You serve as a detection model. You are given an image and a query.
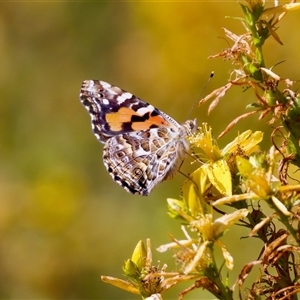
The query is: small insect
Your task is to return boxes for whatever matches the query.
[79,80,197,196]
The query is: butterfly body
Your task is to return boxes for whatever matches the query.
[80,80,196,196]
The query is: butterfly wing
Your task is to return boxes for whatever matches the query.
[79,79,193,196]
[103,127,185,196]
[79,80,179,143]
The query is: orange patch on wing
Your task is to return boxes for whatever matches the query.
[148,115,169,126]
[108,123,123,131]
[105,107,136,131]
[106,107,137,123]
[131,115,169,130]
[131,122,152,130]
[105,107,169,131]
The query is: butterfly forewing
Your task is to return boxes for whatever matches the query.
[80,80,179,143]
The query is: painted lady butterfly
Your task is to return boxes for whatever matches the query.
[79,80,197,196]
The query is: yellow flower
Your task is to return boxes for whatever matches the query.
[160,207,249,273]
[188,124,263,199]
[101,239,185,298]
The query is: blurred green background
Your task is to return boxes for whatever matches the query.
[1,2,299,299]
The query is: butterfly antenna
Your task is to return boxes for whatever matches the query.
[186,71,214,120]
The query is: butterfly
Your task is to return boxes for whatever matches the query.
[79,80,197,196]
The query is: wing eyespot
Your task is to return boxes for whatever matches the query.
[114,151,126,159]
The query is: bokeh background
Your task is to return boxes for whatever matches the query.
[1,2,300,299]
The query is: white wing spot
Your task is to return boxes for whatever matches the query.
[117,92,133,103]
[136,105,156,115]
[100,81,112,89]
[86,81,98,94]
[102,99,109,105]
